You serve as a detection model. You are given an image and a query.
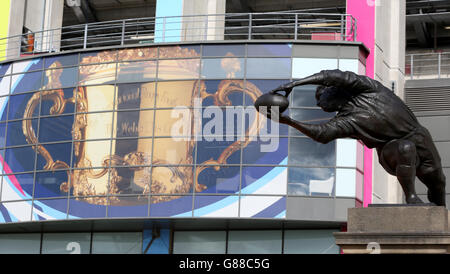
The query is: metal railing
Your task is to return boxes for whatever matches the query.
[406,52,450,79]
[0,12,356,61]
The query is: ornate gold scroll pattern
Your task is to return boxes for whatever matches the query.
[194,80,265,192]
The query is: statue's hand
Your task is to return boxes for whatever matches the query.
[269,83,293,97]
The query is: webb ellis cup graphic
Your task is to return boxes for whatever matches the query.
[22,47,265,205]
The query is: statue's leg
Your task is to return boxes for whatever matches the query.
[382,140,423,204]
[417,169,446,206]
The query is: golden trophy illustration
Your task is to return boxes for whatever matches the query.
[22,47,265,205]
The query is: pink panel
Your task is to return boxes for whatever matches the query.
[346,0,375,207]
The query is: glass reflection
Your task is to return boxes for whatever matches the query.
[116,82,155,110]
[158,45,200,59]
[289,109,334,136]
[196,166,240,194]
[151,166,194,195]
[196,140,241,165]
[35,142,72,171]
[78,85,116,112]
[1,173,34,201]
[202,80,244,107]
[34,170,69,198]
[109,166,152,195]
[38,115,74,143]
[202,44,245,57]
[0,123,5,148]
[245,80,287,106]
[155,80,199,108]
[42,67,78,89]
[118,47,157,61]
[4,146,36,173]
[7,120,38,147]
[153,138,194,165]
[288,138,336,167]
[246,58,291,79]
[201,58,245,79]
[11,71,43,94]
[247,44,292,57]
[291,85,319,107]
[158,59,200,80]
[115,110,154,138]
[45,54,79,68]
[287,167,335,196]
[41,88,75,115]
[8,92,40,120]
[108,196,149,217]
[292,58,337,79]
[117,61,157,83]
[113,138,152,166]
[72,140,112,168]
[243,137,288,164]
[80,50,117,64]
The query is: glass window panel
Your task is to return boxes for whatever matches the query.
[91,232,142,254]
[35,142,72,171]
[80,50,117,64]
[0,63,11,77]
[228,230,282,254]
[78,64,117,85]
[193,195,239,217]
[40,87,75,115]
[201,58,245,79]
[7,120,37,147]
[339,59,359,73]
[284,230,340,254]
[116,82,156,110]
[196,166,240,194]
[109,166,152,195]
[288,138,336,166]
[0,122,6,148]
[118,47,157,61]
[42,233,91,254]
[292,85,319,107]
[158,45,200,59]
[108,195,149,217]
[150,195,193,216]
[154,109,189,137]
[241,166,287,195]
[246,58,292,79]
[0,233,41,254]
[32,198,68,220]
[78,112,114,140]
[42,67,78,89]
[287,167,335,196]
[8,92,40,120]
[244,79,287,106]
[202,44,245,57]
[34,170,69,199]
[68,197,107,218]
[336,139,357,167]
[155,80,199,108]
[0,76,11,96]
[12,59,42,73]
[201,106,244,137]
[72,140,112,168]
[173,231,226,254]
[157,59,200,80]
[335,168,356,197]
[44,54,79,68]
[117,61,157,83]
[243,137,288,164]
[151,166,194,195]
[11,71,43,93]
[1,173,34,201]
[247,44,292,57]
[115,110,154,138]
[38,115,74,143]
[292,58,338,79]
[289,109,335,136]
[245,107,289,137]
[78,85,116,112]
[196,140,240,165]
[201,80,244,107]
[113,138,152,166]
[4,146,36,173]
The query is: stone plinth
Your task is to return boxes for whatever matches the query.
[334,206,450,254]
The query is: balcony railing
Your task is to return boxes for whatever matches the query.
[0,12,356,61]
[406,52,450,80]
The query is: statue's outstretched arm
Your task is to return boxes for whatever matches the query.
[270,69,379,97]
